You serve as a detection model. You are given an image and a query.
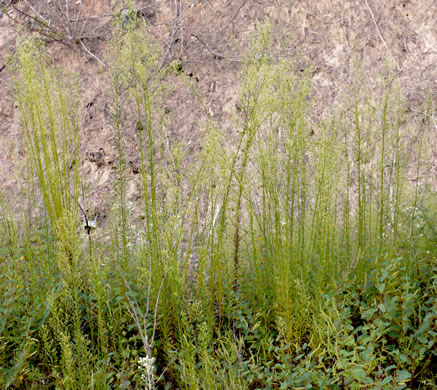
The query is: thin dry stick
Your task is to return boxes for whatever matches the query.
[220,0,247,33]
[159,0,195,69]
[65,0,70,23]
[68,12,117,22]
[23,0,50,25]
[203,0,214,11]
[55,0,74,39]
[151,276,165,346]
[80,39,106,67]
[7,3,65,40]
[75,0,83,34]
[192,33,242,62]
[179,0,196,59]
[364,0,401,71]
[78,0,98,40]
[119,268,166,361]
[177,0,183,59]
[4,0,106,47]
[159,2,180,69]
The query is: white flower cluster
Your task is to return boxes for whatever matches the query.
[138,355,155,390]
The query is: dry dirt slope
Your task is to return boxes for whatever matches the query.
[0,0,436,216]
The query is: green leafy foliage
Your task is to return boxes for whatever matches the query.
[0,16,436,389]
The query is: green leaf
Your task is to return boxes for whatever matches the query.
[294,354,304,361]
[397,370,411,383]
[414,312,432,338]
[381,375,393,385]
[351,367,367,380]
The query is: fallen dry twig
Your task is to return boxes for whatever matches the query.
[192,33,242,63]
[364,0,401,71]
[220,0,247,33]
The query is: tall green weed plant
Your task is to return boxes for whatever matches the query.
[0,18,435,389]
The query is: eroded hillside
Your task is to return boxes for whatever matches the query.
[1,0,436,215]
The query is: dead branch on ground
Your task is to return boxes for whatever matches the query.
[364,0,401,71]
[1,0,111,64]
[192,34,242,63]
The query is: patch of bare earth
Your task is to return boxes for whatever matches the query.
[0,0,435,218]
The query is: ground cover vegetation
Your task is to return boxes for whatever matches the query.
[0,14,436,389]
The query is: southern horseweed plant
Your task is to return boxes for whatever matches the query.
[0,16,435,389]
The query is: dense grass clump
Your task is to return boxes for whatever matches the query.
[0,17,436,389]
